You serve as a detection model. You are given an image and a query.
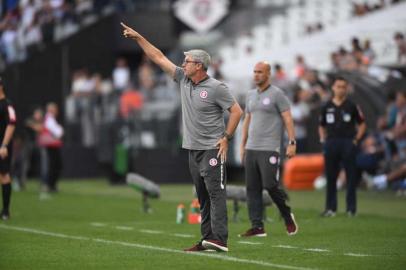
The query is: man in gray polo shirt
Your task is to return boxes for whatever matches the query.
[121,23,243,252]
[239,61,298,237]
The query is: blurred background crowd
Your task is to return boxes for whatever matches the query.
[2,0,406,194]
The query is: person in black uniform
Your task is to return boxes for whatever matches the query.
[0,77,17,220]
[319,77,366,217]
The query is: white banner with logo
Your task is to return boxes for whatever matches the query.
[173,0,230,33]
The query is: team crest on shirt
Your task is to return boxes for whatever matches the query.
[200,90,208,99]
[343,113,351,122]
[209,158,218,166]
[262,97,271,105]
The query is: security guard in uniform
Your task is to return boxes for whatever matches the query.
[319,77,366,217]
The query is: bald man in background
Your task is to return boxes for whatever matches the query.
[239,62,298,237]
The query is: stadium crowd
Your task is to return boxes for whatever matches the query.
[0,0,130,67]
[3,1,405,195]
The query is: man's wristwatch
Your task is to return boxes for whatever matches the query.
[223,132,233,141]
[0,145,7,149]
[288,140,296,146]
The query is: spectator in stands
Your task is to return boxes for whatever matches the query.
[294,55,308,79]
[351,37,362,53]
[24,17,43,55]
[330,52,340,72]
[113,57,130,93]
[37,1,55,44]
[272,63,290,89]
[69,69,95,146]
[356,132,385,179]
[363,39,376,64]
[291,89,310,153]
[75,0,94,22]
[22,107,44,189]
[394,32,406,64]
[369,163,406,190]
[391,89,406,157]
[353,48,370,72]
[337,47,358,71]
[38,102,63,192]
[208,58,224,81]
[137,57,156,100]
[119,86,143,119]
[0,22,20,63]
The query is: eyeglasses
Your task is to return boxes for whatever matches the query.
[183,60,201,65]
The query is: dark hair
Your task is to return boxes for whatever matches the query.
[334,76,348,84]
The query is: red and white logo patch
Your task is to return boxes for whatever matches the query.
[269,156,278,165]
[209,158,218,166]
[200,90,208,99]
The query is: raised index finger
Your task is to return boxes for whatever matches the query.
[120,22,129,29]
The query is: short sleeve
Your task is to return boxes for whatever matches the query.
[319,105,326,126]
[245,92,251,113]
[354,104,365,124]
[6,103,17,125]
[275,90,290,113]
[173,67,185,84]
[215,83,236,110]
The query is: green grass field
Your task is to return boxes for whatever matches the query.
[1,179,405,270]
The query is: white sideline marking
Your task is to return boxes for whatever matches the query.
[238,241,263,245]
[273,245,299,249]
[344,253,372,257]
[0,224,316,270]
[172,233,194,238]
[304,248,330,253]
[115,226,133,231]
[90,222,107,227]
[139,229,163,234]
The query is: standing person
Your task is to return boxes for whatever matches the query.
[239,62,298,237]
[0,77,17,220]
[39,103,64,192]
[121,22,243,252]
[22,107,44,187]
[319,77,366,217]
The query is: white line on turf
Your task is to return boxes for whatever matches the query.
[115,226,134,231]
[273,245,299,249]
[304,248,330,253]
[172,233,194,238]
[139,229,163,234]
[344,253,372,257]
[90,222,107,227]
[238,241,263,245]
[0,224,316,270]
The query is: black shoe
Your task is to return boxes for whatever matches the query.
[321,209,336,217]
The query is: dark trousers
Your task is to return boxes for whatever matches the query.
[189,149,228,244]
[324,138,358,213]
[45,147,62,190]
[245,150,291,228]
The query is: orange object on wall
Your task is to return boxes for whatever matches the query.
[283,154,324,190]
